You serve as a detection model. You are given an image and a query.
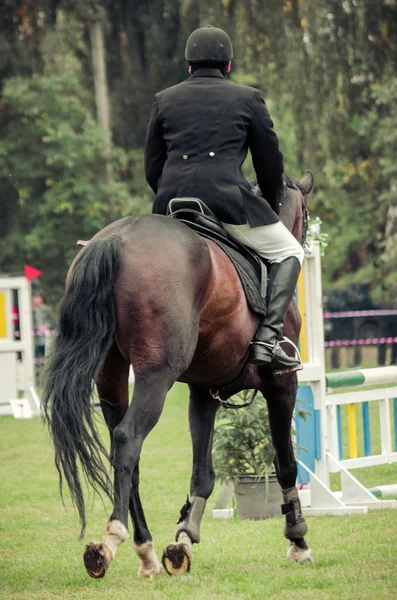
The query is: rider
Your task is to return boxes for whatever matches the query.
[144,25,304,375]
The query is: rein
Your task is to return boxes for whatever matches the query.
[283,173,310,250]
[301,193,309,250]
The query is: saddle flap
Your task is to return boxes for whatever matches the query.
[166,198,267,308]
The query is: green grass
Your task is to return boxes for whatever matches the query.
[1,383,397,599]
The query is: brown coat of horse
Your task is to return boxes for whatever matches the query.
[43,172,314,579]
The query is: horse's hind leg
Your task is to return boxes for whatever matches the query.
[83,344,130,579]
[85,366,173,579]
[261,374,313,564]
[162,385,219,575]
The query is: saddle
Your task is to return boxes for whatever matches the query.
[166,198,267,317]
[77,198,269,318]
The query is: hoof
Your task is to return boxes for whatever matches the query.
[286,542,314,565]
[83,541,113,579]
[162,541,192,576]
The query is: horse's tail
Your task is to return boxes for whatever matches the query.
[42,236,121,537]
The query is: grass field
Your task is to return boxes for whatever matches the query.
[1,382,397,600]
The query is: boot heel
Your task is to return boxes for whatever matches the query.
[248,342,272,366]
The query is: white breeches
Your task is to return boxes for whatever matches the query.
[221,221,304,265]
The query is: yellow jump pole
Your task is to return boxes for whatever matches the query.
[347,403,358,459]
[0,292,7,338]
[297,271,307,363]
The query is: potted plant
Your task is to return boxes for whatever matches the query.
[212,391,282,520]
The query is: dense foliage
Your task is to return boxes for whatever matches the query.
[0,0,396,305]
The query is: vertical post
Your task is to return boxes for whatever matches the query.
[379,392,392,462]
[297,272,307,363]
[327,398,340,466]
[296,269,314,482]
[347,403,358,459]
[393,398,397,452]
[0,288,17,412]
[0,289,13,341]
[337,404,343,459]
[296,385,316,479]
[18,278,35,392]
[303,243,329,485]
[0,292,7,338]
[362,402,371,457]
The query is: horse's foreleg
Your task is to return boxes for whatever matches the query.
[162,385,219,575]
[262,375,313,564]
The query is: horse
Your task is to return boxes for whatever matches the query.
[43,170,314,579]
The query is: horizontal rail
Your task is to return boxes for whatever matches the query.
[339,453,397,470]
[369,484,397,498]
[326,366,397,390]
[326,386,397,406]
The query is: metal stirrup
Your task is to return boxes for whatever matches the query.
[279,336,302,362]
[250,338,301,363]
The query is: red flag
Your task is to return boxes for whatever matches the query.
[24,265,42,281]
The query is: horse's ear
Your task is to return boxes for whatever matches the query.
[300,170,314,195]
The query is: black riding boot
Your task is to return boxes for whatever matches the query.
[249,257,302,375]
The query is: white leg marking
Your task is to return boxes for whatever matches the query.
[176,531,193,560]
[134,541,164,578]
[103,520,129,557]
[286,542,314,565]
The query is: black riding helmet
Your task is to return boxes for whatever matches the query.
[185,25,233,64]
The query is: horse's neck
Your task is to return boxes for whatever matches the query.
[279,188,303,244]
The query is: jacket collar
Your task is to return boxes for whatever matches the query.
[190,68,225,79]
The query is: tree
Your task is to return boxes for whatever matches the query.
[0,15,147,301]
[1,0,397,305]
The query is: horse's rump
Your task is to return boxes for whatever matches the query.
[84,215,255,384]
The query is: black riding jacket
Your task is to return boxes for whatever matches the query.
[144,68,284,227]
